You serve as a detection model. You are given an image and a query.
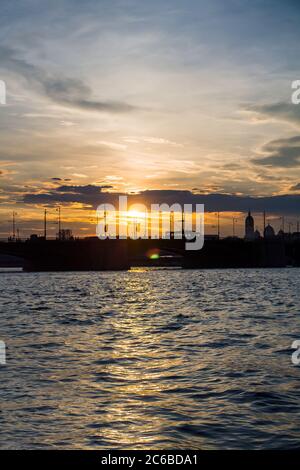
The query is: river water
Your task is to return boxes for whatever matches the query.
[0,268,300,449]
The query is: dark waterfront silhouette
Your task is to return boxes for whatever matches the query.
[1,235,300,271]
[1,212,300,271]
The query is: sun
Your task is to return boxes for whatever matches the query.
[126,209,147,220]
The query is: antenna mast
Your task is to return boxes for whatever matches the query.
[12,211,17,240]
[56,206,61,239]
[44,209,47,239]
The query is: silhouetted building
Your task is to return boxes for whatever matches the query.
[245,211,255,240]
[57,229,73,241]
[264,224,275,239]
[29,234,39,241]
[292,232,300,241]
[254,229,261,240]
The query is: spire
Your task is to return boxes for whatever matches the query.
[245,210,255,240]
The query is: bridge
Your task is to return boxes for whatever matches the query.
[0,235,293,271]
[0,238,129,271]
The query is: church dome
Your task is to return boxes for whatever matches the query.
[277,229,285,239]
[264,224,275,239]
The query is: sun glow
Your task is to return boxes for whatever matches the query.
[126,209,147,220]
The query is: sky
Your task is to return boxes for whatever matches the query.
[1,0,300,237]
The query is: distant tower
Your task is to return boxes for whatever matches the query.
[277,229,285,239]
[245,211,255,240]
[264,224,275,239]
[254,229,261,240]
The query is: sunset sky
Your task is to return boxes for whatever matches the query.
[1,0,300,237]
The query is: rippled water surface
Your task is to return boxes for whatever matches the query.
[0,268,300,449]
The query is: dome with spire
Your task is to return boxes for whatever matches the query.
[246,211,254,224]
[245,211,255,240]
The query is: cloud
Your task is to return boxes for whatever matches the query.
[71,173,88,179]
[60,121,76,127]
[245,102,300,126]
[142,137,183,147]
[55,184,113,193]
[98,141,127,151]
[253,135,300,168]
[290,183,300,191]
[0,167,15,177]
[44,77,138,113]
[23,185,300,215]
[123,136,183,147]
[0,46,138,113]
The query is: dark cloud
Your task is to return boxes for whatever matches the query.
[221,163,242,170]
[55,184,113,193]
[23,185,300,215]
[247,99,300,167]
[23,184,114,206]
[0,46,139,113]
[290,183,300,191]
[253,135,300,167]
[246,102,300,126]
[44,77,138,113]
